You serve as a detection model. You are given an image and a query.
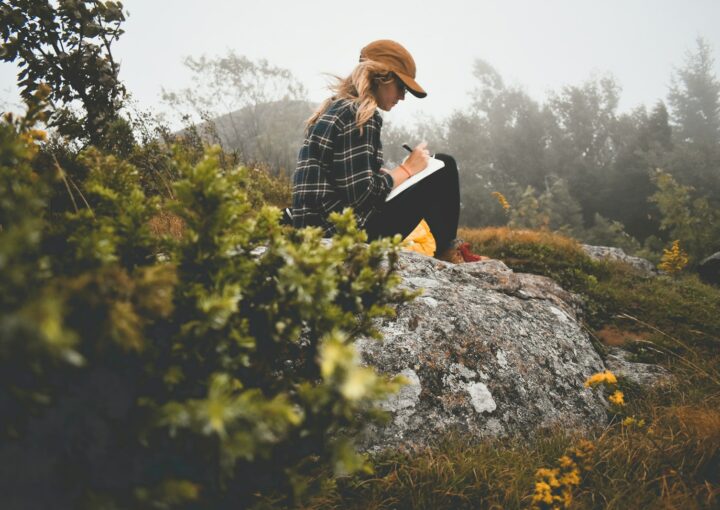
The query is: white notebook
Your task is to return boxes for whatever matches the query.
[385,157,445,201]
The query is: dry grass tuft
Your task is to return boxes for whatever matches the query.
[459,226,583,255]
[595,326,652,347]
[148,210,186,240]
[458,226,602,292]
[665,406,720,449]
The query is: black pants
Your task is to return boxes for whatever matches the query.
[364,153,460,254]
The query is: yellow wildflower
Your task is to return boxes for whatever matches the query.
[622,416,645,428]
[608,390,625,406]
[535,467,560,487]
[570,439,596,472]
[532,481,554,505]
[558,455,574,469]
[531,439,596,509]
[561,488,574,507]
[560,468,581,486]
[584,370,617,388]
[491,191,511,211]
[28,129,47,142]
[658,240,689,273]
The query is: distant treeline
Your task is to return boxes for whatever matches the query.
[381,39,720,261]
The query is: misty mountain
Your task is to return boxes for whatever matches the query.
[202,98,315,176]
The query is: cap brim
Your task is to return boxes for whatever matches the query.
[395,71,427,98]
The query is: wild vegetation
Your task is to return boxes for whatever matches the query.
[301,229,720,509]
[1,1,719,509]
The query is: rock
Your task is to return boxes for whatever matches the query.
[357,251,609,451]
[581,244,657,275]
[603,347,672,387]
[698,252,720,285]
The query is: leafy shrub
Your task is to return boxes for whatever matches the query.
[579,213,642,255]
[658,239,689,273]
[650,170,720,266]
[0,112,409,509]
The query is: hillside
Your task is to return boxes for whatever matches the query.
[301,227,720,509]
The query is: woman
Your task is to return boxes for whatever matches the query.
[291,39,483,262]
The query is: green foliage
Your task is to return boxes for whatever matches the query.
[598,102,669,241]
[587,268,720,345]
[0,0,127,145]
[649,169,720,264]
[579,213,642,255]
[506,179,584,235]
[508,185,543,229]
[0,111,411,508]
[241,164,292,209]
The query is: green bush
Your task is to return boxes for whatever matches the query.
[0,113,409,509]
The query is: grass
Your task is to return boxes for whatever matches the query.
[460,226,720,347]
[291,226,720,509]
[298,382,720,509]
[300,403,719,509]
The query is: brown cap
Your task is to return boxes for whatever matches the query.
[359,39,427,98]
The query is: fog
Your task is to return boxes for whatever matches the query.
[2,0,720,251]
[2,0,720,127]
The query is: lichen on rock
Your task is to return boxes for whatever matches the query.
[357,251,610,451]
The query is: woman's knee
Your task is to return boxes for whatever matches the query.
[434,153,457,172]
[431,153,459,188]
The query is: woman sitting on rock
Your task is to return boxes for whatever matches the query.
[291,39,485,263]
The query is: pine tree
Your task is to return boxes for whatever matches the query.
[668,37,720,147]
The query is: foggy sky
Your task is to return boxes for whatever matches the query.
[2,0,720,128]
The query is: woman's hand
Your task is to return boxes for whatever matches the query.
[387,141,431,189]
[403,141,430,175]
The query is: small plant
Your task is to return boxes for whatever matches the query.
[492,191,511,211]
[531,439,595,510]
[658,239,689,273]
[584,370,626,414]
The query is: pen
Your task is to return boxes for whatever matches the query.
[402,143,434,158]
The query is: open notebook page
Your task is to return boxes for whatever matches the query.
[385,157,445,201]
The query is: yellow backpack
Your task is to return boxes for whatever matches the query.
[402,219,436,256]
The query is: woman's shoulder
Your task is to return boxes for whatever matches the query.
[309,98,381,139]
[309,99,357,135]
[324,98,357,120]
[326,99,382,128]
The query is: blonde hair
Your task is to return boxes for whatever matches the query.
[306,59,394,135]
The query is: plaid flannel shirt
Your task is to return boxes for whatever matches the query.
[291,99,393,235]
